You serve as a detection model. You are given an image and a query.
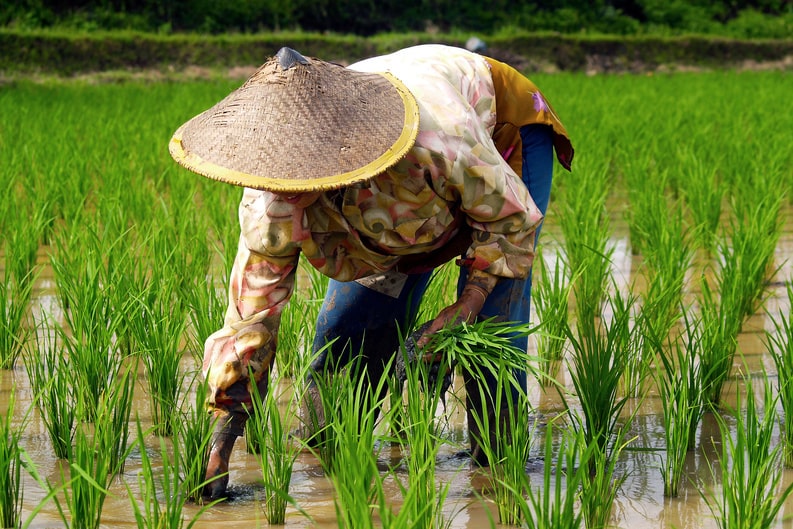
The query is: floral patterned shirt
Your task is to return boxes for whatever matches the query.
[203,44,573,412]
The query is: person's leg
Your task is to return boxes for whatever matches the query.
[301,271,434,436]
[461,124,555,463]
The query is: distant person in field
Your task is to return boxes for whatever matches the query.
[169,44,574,499]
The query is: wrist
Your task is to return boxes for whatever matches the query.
[461,283,489,313]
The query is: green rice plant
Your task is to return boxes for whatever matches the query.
[416,260,458,325]
[247,372,302,524]
[161,201,215,306]
[100,220,148,358]
[183,278,226,364]
[468,366,534,526]
[700,374,793,529]
[4,198,48,284]
[577,424,631,529]
[676,146,724,254]
[607,286,649,400]
[0,264,36,370]
[555,162,613,324]
[50,224,129,422]
[173,374,218,504]
[533,250,572,386]
[720,193,783,322]
[764,282,793,467]
[399,319,537,526]
[0,195,47,370]
[697,273,744,408]
[390,339,452,529]
[23,317,76,460]
[423,318,537,385]
[325,364,387,529]
[276,256,330,377]
[299,342,353,473]
[98,360,137,474]
[652,308,705,496]
[561,286,637,456]
[203,183,243,282]
[0,387,24,529]
[128,279,189,437]
[521,419,587,529]
[634,196,692,346]
[127,419,218,529]
[52,418,118,529]
[621,154,669,257]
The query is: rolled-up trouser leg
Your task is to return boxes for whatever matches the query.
[459,124,554,463]
[302,271,433,436]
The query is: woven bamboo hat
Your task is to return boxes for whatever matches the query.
[169,47,420,192]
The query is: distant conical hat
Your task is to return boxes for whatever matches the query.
[169,47,419,192]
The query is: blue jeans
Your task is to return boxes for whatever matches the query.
[309,125,555,454]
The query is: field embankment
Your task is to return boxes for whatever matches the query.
[2,29,793,80]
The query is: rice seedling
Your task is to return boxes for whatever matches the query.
[697,272,745,408]
[274,257,329,378]
[700,373,793,529]
[27,352,137,527]
[555,161,613,324]
[173,374,218,505]
[533,250,572,385]
[299,341,355,473]
[23,317,76,460]
[3,198,47,283]
[765,283,793,467]
[49,224,129,422]
[98,361,138,474]
[0,387,24,529]
[52,415,120,529]
[183,277,226,364]
[521,419,588,529]
[721,193,783,322]
[561,286,637,455]
[128,278,189,437]
[127,419,219,529]
[621,153,668,257]
[324,363,387,528]
[0,263,36,370]
[633,196,692,357]
[607,286,650,400]
[0,201,47,370]
[415,261,458,325]
[652,308,705,496]
[157,195,215,303]
[394,318,536,526]
[577,424,631,529]
[468,367,534,526]
[247,371,302,524]
[390,336,452,529]
[422,318,536,385]
[676,146,724,254]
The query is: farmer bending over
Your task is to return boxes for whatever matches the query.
[168,44,574,500]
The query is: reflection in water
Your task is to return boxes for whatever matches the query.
[4,219,793,529]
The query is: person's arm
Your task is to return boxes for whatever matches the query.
[203,188,300,414]
[418,120,543,344]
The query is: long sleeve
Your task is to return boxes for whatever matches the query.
[203,188,300,410]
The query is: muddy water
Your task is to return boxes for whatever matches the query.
[4,205,793,529]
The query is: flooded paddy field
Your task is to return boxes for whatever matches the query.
[2,69,793,528]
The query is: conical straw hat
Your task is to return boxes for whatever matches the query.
[169,47,420,192]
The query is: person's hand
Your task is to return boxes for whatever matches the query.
[415,282,490,350]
